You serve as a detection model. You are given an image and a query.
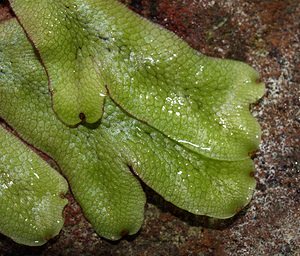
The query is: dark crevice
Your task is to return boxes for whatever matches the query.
[149,0,158,20]
[79,112,86,121]
[126,164,140,178]
[130,0,143,11]
[0,0,15,21]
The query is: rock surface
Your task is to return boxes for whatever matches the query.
[0,0,299,255]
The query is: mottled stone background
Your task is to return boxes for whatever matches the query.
[0,0,299,255]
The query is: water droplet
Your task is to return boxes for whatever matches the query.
[33,173,40,179]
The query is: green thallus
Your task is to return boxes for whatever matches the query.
[0,0,264,245]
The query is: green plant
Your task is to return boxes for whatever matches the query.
[0,0,264,245]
